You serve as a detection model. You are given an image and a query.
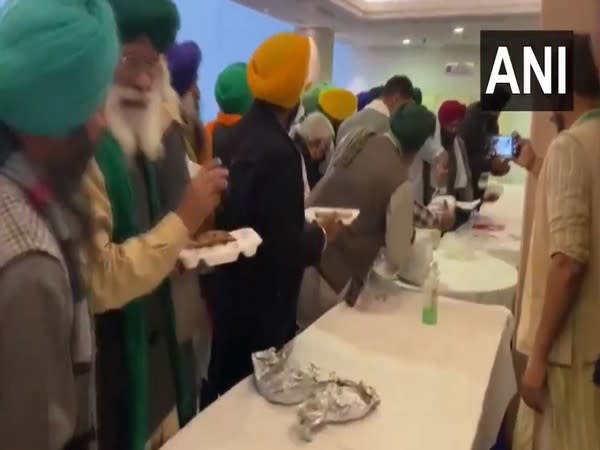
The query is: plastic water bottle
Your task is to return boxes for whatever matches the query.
[422,260,439,325]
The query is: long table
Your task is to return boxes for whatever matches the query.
[452,184,525,268]
[163,292,516,450]
[431,183,525,310]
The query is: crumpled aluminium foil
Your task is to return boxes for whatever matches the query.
[297,378,380,441]
[252,344,320,405]
[252,346,380,441]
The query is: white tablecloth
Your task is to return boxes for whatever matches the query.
[163,293,516,450]
[452,184,525,268]
[426,184,524,310]
[434,248,518,310]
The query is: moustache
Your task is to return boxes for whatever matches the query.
[115,87,156,107]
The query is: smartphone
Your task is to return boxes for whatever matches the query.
[489,134,517,159]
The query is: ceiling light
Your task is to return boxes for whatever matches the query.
[402,39,411,45]
[453,27,464,34]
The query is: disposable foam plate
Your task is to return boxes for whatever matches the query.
[305,207,360,226]
[455,199,482,210]
[394,277,422,291]
[179,228,262,269]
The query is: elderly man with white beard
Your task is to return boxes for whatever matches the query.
[81,1,228,450]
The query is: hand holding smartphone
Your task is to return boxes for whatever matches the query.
[489,134,518,160]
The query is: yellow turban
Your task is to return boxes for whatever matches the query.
[247,33,311,109]
[318,88,358,122]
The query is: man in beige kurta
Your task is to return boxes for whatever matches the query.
[513,34,600,450]
[81,7,228,447]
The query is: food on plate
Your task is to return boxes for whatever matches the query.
[190,230,236,248]
[314,210,354,223]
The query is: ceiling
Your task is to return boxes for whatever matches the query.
[232,0,540,48]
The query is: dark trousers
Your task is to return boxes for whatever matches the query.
[200,333,254,409]
[200,321,298,410]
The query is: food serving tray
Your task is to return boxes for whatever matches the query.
[178,228,262,269]
[305,207,359,226]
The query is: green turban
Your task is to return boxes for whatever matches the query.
[0,0,119,137]
[215,62,253,115]
[413,87,423,105]
[390,103,436,153]
[302,81,333,114]
[108,0,179,52]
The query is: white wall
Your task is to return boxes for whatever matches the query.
[176,0,292,121]
[332,45,532,138]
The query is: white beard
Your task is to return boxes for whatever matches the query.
[105,85,164,162]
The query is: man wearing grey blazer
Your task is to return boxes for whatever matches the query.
[336,75,413,147]
[335,76,453,230]
[298,104,437,328]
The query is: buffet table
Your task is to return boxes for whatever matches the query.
[163,293,516,450]
[450,184,525,268]
[434,247,518,310]
[429,183,524,310]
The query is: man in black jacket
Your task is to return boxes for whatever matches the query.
[459,87,512,199]
[202,33,339,405]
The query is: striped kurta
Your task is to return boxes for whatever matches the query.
[515,112,600,449]
[513,361,600,450]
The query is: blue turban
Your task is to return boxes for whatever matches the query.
[167,41,202,96]
[357,91,376,111]
[357,85,383,111]
[0,0,119,137]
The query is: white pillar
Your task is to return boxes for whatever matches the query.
[296,26,335,83]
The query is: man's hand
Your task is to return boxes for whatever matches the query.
[521,357,548,413]
[490,156,510,176]
[318,217,344,243]
[513,138,535,170]
[176,160,229,235]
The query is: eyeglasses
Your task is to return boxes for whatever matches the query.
[119,54,161,77]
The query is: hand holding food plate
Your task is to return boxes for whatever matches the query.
[179,228,262,269]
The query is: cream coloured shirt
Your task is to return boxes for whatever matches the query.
[517,114,600,365]
[82,161,190,314]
